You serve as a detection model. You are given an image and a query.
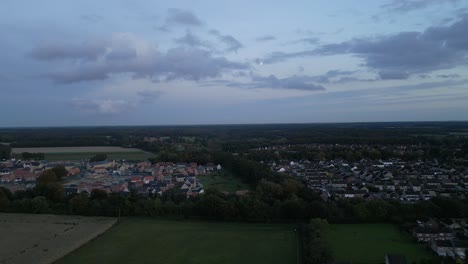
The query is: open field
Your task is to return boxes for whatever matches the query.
[43,152,155,161]
[328,224,437,264]
[11,146,155,161]
[197,170,252,193]
[57,218,297,264]
[11,146,145,153]
[0,213,116,264]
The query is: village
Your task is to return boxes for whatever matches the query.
[0,158,225,198]
[271,158,468,202]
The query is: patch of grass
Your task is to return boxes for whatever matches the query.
[44,152,155,161]
[56,218,297,264]
[197,170,252,193]
[328,224,437,264]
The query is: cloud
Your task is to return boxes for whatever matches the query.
[174,31,211,49]
[215,74,326,91]
[252,75,325,91]
[382,0,461,13]
[29,40,107,61]
[160,8,202,29]
[32,33,248,84]
[293,37,319,45]
[256,35,276,42]
[264,14,468,78]
[262,50,316,64]
[80,14,103,23]
[72,98,134,115]
[437,74,460,78]
[209,30,243,53]
[137,90,163,103]
[378,71,410,80]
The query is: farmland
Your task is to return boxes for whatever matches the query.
[327,224,437,263]
[57,218,298,264]
[197,170,252,193]
[11,146,155,161]
[0,213,116,264]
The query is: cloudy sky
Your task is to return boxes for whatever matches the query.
[1,0,468,127]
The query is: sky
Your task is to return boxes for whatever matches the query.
[1,0,468,127]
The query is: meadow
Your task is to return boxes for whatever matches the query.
[0,213,116,264]
[11,146,155,161]
[196,170,252,193]
[328,224,437,264]
[57,218,298,264]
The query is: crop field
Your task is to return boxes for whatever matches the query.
[11,146,155,161]
[197,170,252,193]
[0,213,116,264]
[57,218,297,264]
[328,224,436,264]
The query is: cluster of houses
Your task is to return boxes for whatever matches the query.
[0,158,223,197]
[270,158,468,202]
[413,218,468,259]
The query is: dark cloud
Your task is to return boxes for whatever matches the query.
[263,50,316,64]
[382,0,461,13]
[165,8,202,27]
[255,35,276,42]
[378,71,410,80]
[174,31,211,49]
[209,30,243,53]
[264,14,468,79]
[80,14,103,23]
[323,70,356,79]
[203,73,326,91]
[34,38,248,84]
[437,73,460,78]
[46,68,110,84]
[29,41,107,61]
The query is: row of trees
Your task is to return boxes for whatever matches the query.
[2,171,468,224]
[0,144,10,159]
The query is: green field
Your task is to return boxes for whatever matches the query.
[197,170,252,193]
[57,218,297,264]
[44,152,155,161]
[328,224,436,264]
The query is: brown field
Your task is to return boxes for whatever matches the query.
[0,213,116,264]
[11,146,144,154]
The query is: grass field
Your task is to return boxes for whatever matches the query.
[57,218,298,264]
[11,146,155,161]
[44,151,155,161]
[328,224,436,264]
[0,213,116,264]
[197,170,252,193]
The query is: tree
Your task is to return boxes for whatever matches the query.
[0,188,11,211]
[37,170,58,184]
[0,144,10,159]
[51,166,68,180]
[90,189,108,200]
[70,193,90,215]
[31,196,49,213]
[90,153,107,162]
